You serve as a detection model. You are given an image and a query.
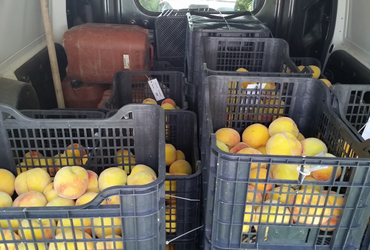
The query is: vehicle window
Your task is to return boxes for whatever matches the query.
[138,0,263,12]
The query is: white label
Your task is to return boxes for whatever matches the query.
[362,117,370,140]
[123,55,130,69]
[148,78,165,101]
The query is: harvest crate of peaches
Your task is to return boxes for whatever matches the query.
[0,104,166,250]
[201,75,370,249]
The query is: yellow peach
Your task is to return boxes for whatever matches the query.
[162,98,176,107]
[19,219,56,240]
[49,230,94,250]
[320,191,344,231]
[18,243,47,250]
[93,217,122,238]
[162,103,176,110]
[265,186,295,204]
[54,166,89,199]
[320,78,332,87]
[216,140,229,153]
[56,217,92,236]
[215,128,240,149]
[14,168,51,195]
[104,195,120,205]
[42,182,58,203]
[268,117,299,137]
[309,65,321,79]
[242,123,270,149]
[66,143,87,158]
[0,169,15,196]
[46,196,75,206]
[0,230,20,250]
[300,176,322,192]
[236,148,267,170]
[257,147,267,155]
[243,205,254,233]
[272,164,299,181]
[311,153,341,181]
[86,170,99,193]
[266,132,302,156]
[99,167,127,191]
[76,192,107,206]
[169,160,192,175]
[176,150,186,160]
[12,191,47,207]
[297,133,305,141]
[165,144,177,166]
[96,235,124,249]
[166,206,176,233]
[301,138,328,156]
[250,168,273,191]
[54,153,81,166]
[130,164,157,178]
[0,191,12,207]
[246,185,263,203]
[142,98,157,104]
[127,171,157,185]
[229,142,250,154]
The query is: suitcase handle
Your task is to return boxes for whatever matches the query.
[188,10,252,20]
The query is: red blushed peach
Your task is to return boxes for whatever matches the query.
[229,142,250,153]
[86,170,99,193]
[311,153,341,181]
[12,191,47,207]
[142,98,157,104]
[54,166,89,199]
[161,98,176,107]
[250,168,273,191]
[320,191,344,231]
[215,128,241,149]
[246,185,263,203]
[66,143,87,158]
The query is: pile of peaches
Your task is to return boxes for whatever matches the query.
[215,117,344,233]
[142,98,180,110]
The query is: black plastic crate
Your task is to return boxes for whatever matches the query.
[330,84,370,143]
[20,109,106,119]
[186,11,271,84]
[202,75,370,249]
[106,109,202,242]
[154,60,185,73]
[104,71,187,110]
[0,104,166,249]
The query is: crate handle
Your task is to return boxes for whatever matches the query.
[0,104,35,121]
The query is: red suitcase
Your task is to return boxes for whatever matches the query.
[63,23,153,83]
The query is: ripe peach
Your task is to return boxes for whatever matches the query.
[246,185,263,203]
[162,98,176,107]
[297,133,305,141]
[0,219,19,231]
[216,140,229,152]
[0,230,20,250]
[300,176,322,192]
[12,191,47,207]
[14,168,51,195]
[311,153,341,181]
[169,160,192,175]
[76,192,108,206]
[165,144,177,166]
[242,123,270,148]
[161,103,176,110]
[272,164,299,181]
[130,164,157,178]
[166,206,176,233]
[93,217,122,238]
[49,230,94,250]
[320,191,344,231]
[46,196,75,206]
[127,171,157,185]
[54,153,81,167]
[56,217,92,236]
[0,169,15,196]
[176,150,186,160]
[268,117,299,137]
[250,168,273,191]
[288,189,331,225]
[301,138,328,156]
[265,186,295,204]
[105,195,120,205]
[230,142,250,154]
[237,148,267,170]
[66,143,86,158]
[86,170,99,193]
[243,205,254,233]
[19,219,56,240]
[215,128,240,149]
[115,149,136,174]
[24,151,44,164]
[18,243,47,250]
[266,132,302,156]
[257,147,267,155]
[142,98,157,104]
[309,65,321,79]
[42,182,58,202]
[96,235,124,249]
[0,191,12,207]
[99,167,127,191]
[54,166,89,199]
[320,79,332,87]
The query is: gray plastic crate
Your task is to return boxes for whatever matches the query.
[105,71,188,110]
[202,75,370,249]
[0,104,166,250]
[186,11,271,84]
[20,109,106,119]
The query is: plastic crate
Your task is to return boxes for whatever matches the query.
[330,84,370,143]
[153,60,185,73]
[186,11,271,83]
[20,109,106,119]
[166,237,200,250]
[291,57,322,69]
[0,104,166,249]
[106,109,202,242]
[202,75,370,249]
[104,71,188,110]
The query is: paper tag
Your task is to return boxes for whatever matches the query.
[362,117,370,140]
[148,78,165,101]
[123,55,130,69]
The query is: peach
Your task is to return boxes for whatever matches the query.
[320,79,332,87]
[216,140,229,153]
[166,206,176,233]
[86,170,99,193]
[12,191,47,207]
[127,171,157,185]
[176,150,186,160]
[96,235,124,249]
[288,189,331,225]
[272,164,299,181]
[297,133,305,141]
[230,142,250,154]
[19,219,56,240]
[162,103,176,110]
[242,123,270,148]
[0,220,19,231]
[0,169,15,196]
[142,98,157,104]
[169,160,191,175]
[49,230,94,250]
[98,167,127,191]
[0,230,20,250]
[311,153,341,181]
[242,204,254,233]
[46,196,75,206]
[266,132,302,156]
[265,186,295,204]
[54,153,81,166]
[66,143,87,158]
[165,144,177,166]
[250,168,272,191]
[56,217,92,236]
[246,185,263,203]
[237,148,267,170]
[300,176,322,192]
[257,147,267,155]
[14,168,51,195]
[130,164,157,178]
[42,182,58,202]
[24,151,44,164]
[0,191,12,207]
[320,191,344,231]
[93,217,122,238]
[18,243,47,250]
[115,150,136,174]
[165,173,177,193]
[76,192,108,206]
[215,128,240,149]
[54,166,89,199]
[115,149,133,164]
[105,195,120,205]
[268,117,299,137]
[254,200,291,237]
[309,65,321,79]
[301,138,328,156]
[162,98,176,107]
